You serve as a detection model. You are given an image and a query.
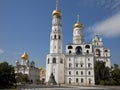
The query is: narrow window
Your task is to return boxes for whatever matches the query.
[69,71,71,75]
[69,58,71,61]
[59,35,61,39]
[69,51,71,54]
[76,78,78,83]
[88,58,90,61]
[106,54,107,56]
[88,63,91,68]
[48,58,50,64]
[81,71,83,75]
[86,50,89,54]
[76,71,78,75]
[81,78,83,83]
[54,35,56,39]
[81,64,83,67]
[76,63,78,67]
[69,63,72,68]
[88,71,91,75]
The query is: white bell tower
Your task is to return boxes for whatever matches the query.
[73,15,84,44]
[46,0,65,84]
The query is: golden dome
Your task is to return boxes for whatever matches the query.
[21,51,28,60]
[52,9,62,17]
[73,22,83,28]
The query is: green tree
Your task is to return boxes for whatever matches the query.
[95,61,110,84]
[111,64,120,85]
[16,73,29,84]
[0,62,16,89]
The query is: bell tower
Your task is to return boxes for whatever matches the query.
[50,0,62,54]
[73,15,84,44]
[46,0,65,84]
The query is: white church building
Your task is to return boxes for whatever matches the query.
[14,51,40,83]
[46,1,111,86]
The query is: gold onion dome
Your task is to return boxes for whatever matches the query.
[52,9,62,17]
[73,22,83,28]
[21,51,28,60]
[73,15,83,28]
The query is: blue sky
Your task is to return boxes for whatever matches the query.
[0,0,120,67]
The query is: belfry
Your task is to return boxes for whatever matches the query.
[45,0,65,84]
[46,0,111,85]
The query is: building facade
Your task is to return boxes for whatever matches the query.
[14,51,40,83]
[46,1,111,85]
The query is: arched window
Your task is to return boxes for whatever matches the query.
[85,45,90,48]
[96,49,101,57]
[75,46,82,54]
[68,45,73,49]
[76,78,78,83]
[81,64,83,67]
[69,51,71,54]
[104,50,108,52]
[53,58,56,63]
[86,50,89,54]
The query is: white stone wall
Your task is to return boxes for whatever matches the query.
[46,54,65,84]
[65,43,95,85]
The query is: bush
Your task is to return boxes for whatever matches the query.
[100,80,105,85]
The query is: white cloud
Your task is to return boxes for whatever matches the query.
[87,12,120,37]
[0,49,4,55]
[96,0,120,12]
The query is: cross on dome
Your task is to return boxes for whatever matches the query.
[77,15,80,23]
[56,0,59,10]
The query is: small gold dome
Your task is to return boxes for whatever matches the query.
[21,51,28,60]
[73,22,83,28]
[52,9,62,17]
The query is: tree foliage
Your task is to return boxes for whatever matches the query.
[95,61,120,85]
[0,62,16,89]
[111,64,120,85]
[95,61,110,84]
[16,73,30,84]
